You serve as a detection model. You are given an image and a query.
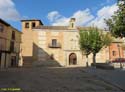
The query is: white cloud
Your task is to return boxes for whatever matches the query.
[0,0,22,21]
[47,4,118,29]
[52,17,70,26]
[47,9,94,26]
[88,4,118,29]
[47,11,70,26]
[72,9,94,26]
[47,11,61,22]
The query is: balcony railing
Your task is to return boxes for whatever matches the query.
[48,43,61,48]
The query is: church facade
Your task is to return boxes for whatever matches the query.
[21,18,125,67]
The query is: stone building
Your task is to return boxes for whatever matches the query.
[0,19,22,68]
[21,18,125,67]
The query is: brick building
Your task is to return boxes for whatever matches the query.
[109,38,125,61]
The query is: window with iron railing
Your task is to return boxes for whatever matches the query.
[48,39,61,48]
[52,39,57,47]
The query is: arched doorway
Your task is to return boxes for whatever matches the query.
[69,53,77,65]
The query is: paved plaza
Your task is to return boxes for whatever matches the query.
[84,68,125,91]
[0,67,123,92]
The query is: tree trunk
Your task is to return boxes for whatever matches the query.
[120,62,123,69]
[93,53,96,67]
[86,55,89,67]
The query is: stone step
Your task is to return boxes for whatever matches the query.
[33,60,61,67]
[23,61,33,67]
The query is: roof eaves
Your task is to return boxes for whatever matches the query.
[0,18,10,26]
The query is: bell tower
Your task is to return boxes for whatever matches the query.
[21,19,43,63]
[21,19,43,31]
[69,18,76,29]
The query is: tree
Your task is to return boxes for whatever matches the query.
[105,0,125,38]
[105,0,125,69]
[79,30,91,67]
[79,27,112,66]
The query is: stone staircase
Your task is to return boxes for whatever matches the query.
[23,61,33,67]
[33,60,61,67]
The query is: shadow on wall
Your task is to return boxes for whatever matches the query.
[22,43,61,67]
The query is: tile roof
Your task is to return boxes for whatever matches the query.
[34,25,70,30]
[0,18,21,33]
[21,19,43,25]
[34,25,89,30]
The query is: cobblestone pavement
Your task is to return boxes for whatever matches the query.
[0,67,123,92]
[84,67,125,91]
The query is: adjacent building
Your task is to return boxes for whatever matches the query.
[109,39,125,61]
[0,19,22,68]
[21,18,125,67]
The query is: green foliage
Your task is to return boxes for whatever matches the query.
[79,27,112,65]
[105,1,125,37]
[79,30,91,56]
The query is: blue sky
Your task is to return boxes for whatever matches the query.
[0,0,117,31]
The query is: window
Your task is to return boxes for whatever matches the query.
[49,39,61,48]
[12,31,15,40]
[25,23,29,28]
[10,41,14,52]
[52,39,57,46]
[112,51,116,56]
[0,25,4,32]
[32,22,36,28]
